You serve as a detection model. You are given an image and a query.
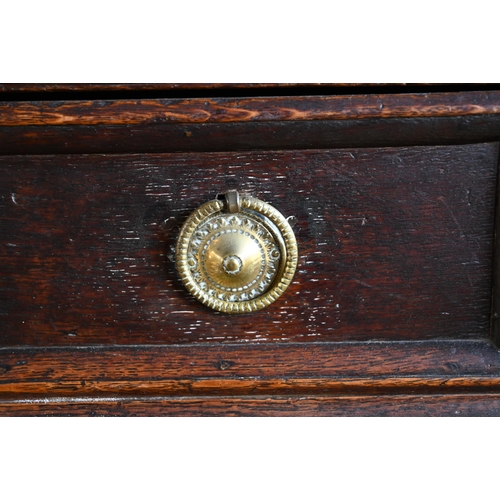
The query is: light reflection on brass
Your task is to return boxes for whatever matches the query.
[176,191,298,314]
[204,232,263,289]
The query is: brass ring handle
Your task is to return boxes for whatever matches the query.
[176,191,298,314]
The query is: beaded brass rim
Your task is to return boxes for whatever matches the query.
[176,195,298,314]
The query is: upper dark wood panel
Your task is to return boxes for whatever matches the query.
[0,144,496,346]
[0,84,363,92]
[1,116,500,156]
[0,84,460,93]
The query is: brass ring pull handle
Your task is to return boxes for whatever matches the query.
[176,190,298,314]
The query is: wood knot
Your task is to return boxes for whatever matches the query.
[0,364,12,375]
[216,360,234,371]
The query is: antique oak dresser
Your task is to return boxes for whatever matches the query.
[1,83,500,416]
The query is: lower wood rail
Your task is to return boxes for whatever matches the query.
[1,393,499,416]
[1,340,500,414]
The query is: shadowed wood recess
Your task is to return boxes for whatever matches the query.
[0,83,469,93]
[1,91,500,126]
[2,116,500,156]
[0,83,311,92]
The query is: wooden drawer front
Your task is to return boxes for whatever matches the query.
[1,143,496,347]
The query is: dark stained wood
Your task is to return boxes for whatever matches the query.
[1,91,500,127]
[1,393,499,416]
[0,84,457,93]
[1,145,496,346]
[0,83,346,93]
[2,88,500,416]
[1,115,500,156]
[492,151,500,347]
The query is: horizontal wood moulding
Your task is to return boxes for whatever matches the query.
[1,91,500,126]
[1,145,495,346]
[2,376,500,399]
[0,393,499,416]
[0,340,499,383]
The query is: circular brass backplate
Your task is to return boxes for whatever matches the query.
[176,195,298,314]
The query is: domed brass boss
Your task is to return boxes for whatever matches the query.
[176,191,298,314]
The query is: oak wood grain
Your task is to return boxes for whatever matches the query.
[1,145,496,346]
[2,377,500,399]
[1,91,500,127]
